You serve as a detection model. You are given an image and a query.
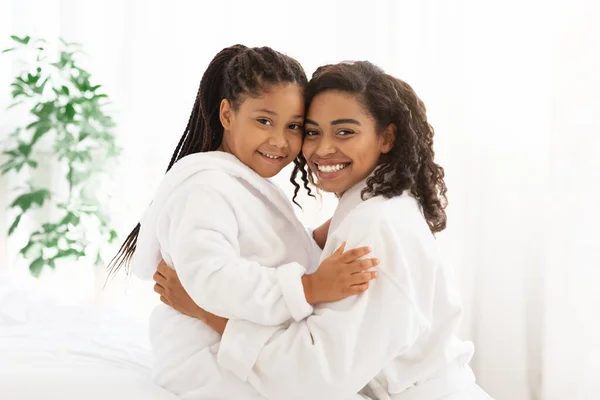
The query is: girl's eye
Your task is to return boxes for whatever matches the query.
[305,130,320,137]
[257,118,272,126]
[337,129,354,136]
[288,123,302,130]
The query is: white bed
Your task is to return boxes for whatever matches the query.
[0,273,179,400]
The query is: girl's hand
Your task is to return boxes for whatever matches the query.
[302,242,379,305]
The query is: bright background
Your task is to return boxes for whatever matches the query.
[1,1,599,399]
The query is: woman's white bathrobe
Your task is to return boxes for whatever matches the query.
[131,152,326,399]
[216,180,492,400]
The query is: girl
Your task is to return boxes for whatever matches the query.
[109,46,377,399]
[160,61,493,399]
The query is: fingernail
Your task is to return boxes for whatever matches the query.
[374,258,380,265]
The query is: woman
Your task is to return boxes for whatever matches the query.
[159,61,492,399]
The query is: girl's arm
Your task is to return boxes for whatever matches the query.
[157,188,376,326]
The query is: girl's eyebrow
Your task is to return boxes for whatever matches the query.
[254,108,277,115]
[254,109,303,119]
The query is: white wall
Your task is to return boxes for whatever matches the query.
[1,1,599,399]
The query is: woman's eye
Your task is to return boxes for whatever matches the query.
[288,123,302,130]
[257,118,272,126]
[337,129,354,136]
[305,130,319,137]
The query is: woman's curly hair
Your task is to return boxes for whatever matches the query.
[294,61,448,233]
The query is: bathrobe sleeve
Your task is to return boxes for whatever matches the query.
[158,187,313,325]
[216,209,431,400]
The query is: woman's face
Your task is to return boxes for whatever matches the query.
[302,90,393,195]
[220,83,305,178]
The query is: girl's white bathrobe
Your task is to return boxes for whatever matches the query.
[131,152,327,399]
[216,180,493,400]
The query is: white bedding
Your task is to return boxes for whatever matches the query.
[0,273,179,400]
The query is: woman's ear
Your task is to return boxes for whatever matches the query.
[380,123,396,154]
[219,99,233,130]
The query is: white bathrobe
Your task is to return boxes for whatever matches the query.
[131,152,325,399]
[216,179,492,400]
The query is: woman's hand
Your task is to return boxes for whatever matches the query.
[153,261,229,335]
[153,261,204,319]
[302,242,379,305]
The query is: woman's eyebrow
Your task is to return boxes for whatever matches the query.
[331,118,361,126]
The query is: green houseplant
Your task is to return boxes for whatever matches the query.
[1,35,120,277]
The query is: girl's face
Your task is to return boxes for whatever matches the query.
[302,91,394,195]
[220,83,304,178]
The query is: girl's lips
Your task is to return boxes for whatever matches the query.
[257,151,287,164]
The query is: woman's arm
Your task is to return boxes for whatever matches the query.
[154,246,379,322]
[213,213,429,400]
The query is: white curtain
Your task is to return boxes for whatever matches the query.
[1,1,599,399]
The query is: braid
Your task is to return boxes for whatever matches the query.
[109,44,309,277]
[164,87,202,172]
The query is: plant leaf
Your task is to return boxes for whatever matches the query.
[29,257,44,277]
[42,223,57,232]
[1,47,16,54]
[10,87,26,98]
[10,193,33,212]
[31,102,55,119]
[20,239,38,258]
[8,214,22,235]
[55,248,81,259]
[64,103,75,121]
[59,37,81,48]
[1,161,17,175]
[95,251,103,266]
[10,35,30,45]
[33,76,49,94]
[2,150,19,157]
[7,100,25,109]
[31,121,52,144]
[59,212,80,227]
[30,189,51,206]
[26,120,40,130]
[18,143,32,157]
